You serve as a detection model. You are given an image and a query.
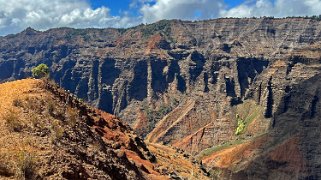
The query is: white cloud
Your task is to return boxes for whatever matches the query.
[140,0,321,23]
[140,0,225,23]
[221,0,321,18]
[1,0,321,36]
[0,0,136,35]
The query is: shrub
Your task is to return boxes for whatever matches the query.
[31,64,49,79]
[29,113,41,128]
[51,120,64,141]
[0,154,14,177]
[24,96,41,113]
[47,100,55,116]
[0,151,37,179]
[4,109,23,132]
[141,20,172,37]
[66,107,78,127]
[158,105,172,116]
[12,98,23,107]
[235,114,245,135]
[144,103,174,131]
[16,151,36,179]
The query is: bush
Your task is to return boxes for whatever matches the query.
[141,20,172,37]
[12,98,23,107]
[0,154,14,177]
[235,114,245,135]
[0,151,37,179]
[4,109,23,132]
[51,120,64,141]
[32,64,49,78]
[29,113,41,128]
[66,107,78,127]
[144,103,174,131]
[47,100,55,116]
[16,151,36,179]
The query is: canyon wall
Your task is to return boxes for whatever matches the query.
[1,17,321,158]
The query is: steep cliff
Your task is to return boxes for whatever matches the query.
[199,74,321,179]
[1,17,321,178]
[0,79,208,179]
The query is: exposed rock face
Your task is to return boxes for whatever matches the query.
[0,79,208,179]
[0,79,155,179]
[1,18,321,172]
[200,74,321,179]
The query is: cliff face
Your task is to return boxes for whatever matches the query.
[200,73,321,179]
[1,18,321,175]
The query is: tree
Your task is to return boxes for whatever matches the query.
[32,64,49,78]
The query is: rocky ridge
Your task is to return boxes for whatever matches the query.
[0,79,207,179]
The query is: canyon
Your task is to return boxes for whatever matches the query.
[1,17,321,178]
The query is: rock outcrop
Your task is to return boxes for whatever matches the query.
[200,74,321,179]
[0,79,208,179]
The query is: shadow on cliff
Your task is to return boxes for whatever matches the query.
[221,73,321,180]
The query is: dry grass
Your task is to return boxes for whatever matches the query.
[0,79,45,179]
[4,108,24,132]
[47,99,55,116]
[0,153,14,177]
[51,120,64,141]
[0,78,204,179]
[234,100,269,136]
[12,98,23,108]
[0,79,40,131]
[16,151,37,179]
[66,107,78,127]
[147,143,209,180]
[0,150,37,179]
[201,135,268,171]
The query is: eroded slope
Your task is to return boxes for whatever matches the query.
[0,79,208,180]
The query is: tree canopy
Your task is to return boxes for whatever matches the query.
[32,64,49,78]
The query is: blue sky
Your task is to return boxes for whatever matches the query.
[89,0,244,16]
[90,0,132,16]
[0,0,321,35]
[224,0,244,8]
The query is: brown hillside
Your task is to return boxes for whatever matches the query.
[0,79,208,179]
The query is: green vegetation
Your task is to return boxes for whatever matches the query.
[233,100,264,136]
[145,104,172,129]
[47,99,55,116]
[275,15,321,20]
[117,28,128,34]
[32,64,49,79]
[64,29,91,40]
[235,114,245,135]
[0,151,37,179]
[308,15,321,20]
[143,98,179,130]
[196,139,245,160]
[141,20,172,37]
[16,151,36,179]
[209,169,223,179]
[196,101,266,161]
